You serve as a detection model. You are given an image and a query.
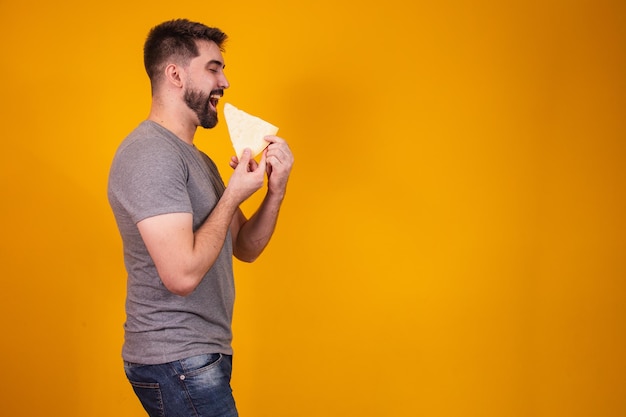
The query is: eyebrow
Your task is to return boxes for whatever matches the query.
[207,59,225,69]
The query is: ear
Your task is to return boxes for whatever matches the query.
[164,63,184,88]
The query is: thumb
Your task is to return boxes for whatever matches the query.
[237,148,251,170]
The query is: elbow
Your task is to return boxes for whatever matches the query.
[160,272,200,297]
[236,255,258,263]
[233,239,266,263]
[168,285,195,297]
[233,249,258,263]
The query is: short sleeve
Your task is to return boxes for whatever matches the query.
[109,135,192,224]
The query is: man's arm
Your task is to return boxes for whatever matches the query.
[229,135,294,262]
[137,149,266,296]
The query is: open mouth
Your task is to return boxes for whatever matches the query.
[209,91,223,110]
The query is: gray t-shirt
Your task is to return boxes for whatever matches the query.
[108,120,235,364]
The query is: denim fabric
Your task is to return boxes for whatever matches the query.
[124,353,238,417]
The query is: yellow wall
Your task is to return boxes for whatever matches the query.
[1,1,624,416]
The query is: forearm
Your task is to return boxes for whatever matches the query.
[161,191,241,296]
[182,151,271,286]
[191,191,241,270]
[233,190,285,262]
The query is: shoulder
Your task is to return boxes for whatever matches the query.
[108,123,194,220]
[116,122,180,157]
[112,122,190,172]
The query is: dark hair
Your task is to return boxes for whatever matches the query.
[143,19,228,86]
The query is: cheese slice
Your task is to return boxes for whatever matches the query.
[223,103,279,158]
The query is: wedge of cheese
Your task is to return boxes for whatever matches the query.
[223,103,279,158]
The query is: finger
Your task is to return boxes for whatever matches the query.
[263,135,286,146]
[248,158,259,171]
[236,149,251,171]
[268,155,283,168]
[257,148,267,174]
[265,138,292,160]
[229,155,239,169]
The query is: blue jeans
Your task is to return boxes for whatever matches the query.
[124,353,238,417]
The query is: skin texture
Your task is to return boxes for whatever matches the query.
[137,39,294,296]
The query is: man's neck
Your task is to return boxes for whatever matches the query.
[148,101,197,145]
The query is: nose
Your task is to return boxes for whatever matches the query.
[219,73,230,90]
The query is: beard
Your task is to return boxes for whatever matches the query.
[183,87,218,129]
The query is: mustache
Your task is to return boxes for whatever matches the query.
[210,89,224,97]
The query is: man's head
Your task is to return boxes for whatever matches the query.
[144,19,229,129]
[144,19,227,88]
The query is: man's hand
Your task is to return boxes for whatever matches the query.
[263,136,294,197]
[225,148,267,204]
[230,136,293,198]
[227,136,294,263]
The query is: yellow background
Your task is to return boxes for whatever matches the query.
[1,0,624,416]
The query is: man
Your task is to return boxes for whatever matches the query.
[107,19,293,417]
